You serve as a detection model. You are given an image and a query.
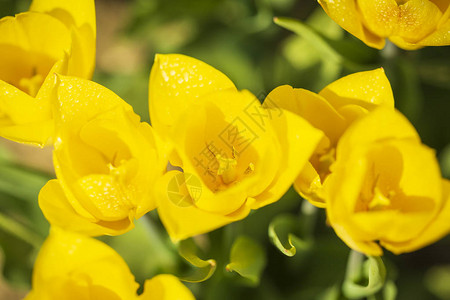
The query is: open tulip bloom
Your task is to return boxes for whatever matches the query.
[149,54,323,241]
[318,0,450,50]
[266,68,395,207]
[26,227,195,300]
[0,0,96,146]
[326,107,450,256]
[39,76,166,236]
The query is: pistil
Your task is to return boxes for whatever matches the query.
[19,73,44,97]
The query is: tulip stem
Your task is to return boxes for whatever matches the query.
[0,212,43,249]
[345,250,365,282]
[300,200,318,238]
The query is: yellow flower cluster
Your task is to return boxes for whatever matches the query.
[1,0,449,297]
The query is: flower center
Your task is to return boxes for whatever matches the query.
[368,186,396,210]
[310,146,336,183]
[19,73,44,97]
[317,147,335,181]
[216,154,238,184]
[215,147,254,186]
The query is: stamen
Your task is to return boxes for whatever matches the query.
[369,187,391,210]
[244,163,255,175]
[216,154,237,184]
[318,148,335,179]
[19,73,44,97]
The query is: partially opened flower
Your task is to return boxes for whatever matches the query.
[318,0,450,50]
[149,54,323,241]
[326,107,450,256]
[0,0,95,146]
[266,69,394,207]
[39,76,166,236]
[25,227,195,300]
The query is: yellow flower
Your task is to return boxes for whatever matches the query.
[326,107,450,256]
[266,69,394,207]
[38,76,166,236]
[149,54,323,241]
[25,227,195,300]
[318,0,450,50]
[0,0,95,146]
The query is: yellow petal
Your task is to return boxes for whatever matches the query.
[337,107,420,152]
[0,12,71,63]
[294,162,327,208]
[382,179,450,254]
[0,119,53,146]
[29,0,96,78]
[29,227,139,298]
[332,222,383,256]
[265,85,346,145]
[54,75,133,130]
[148,54,236,137]
[140,274,195,300]
[30,0,96,31]
[414,8,450,47]
[318,0,385,49]
[252,109,323,209]
[356,0,399,38]
[39,180,135,236]
[156,171,251,241]
[430,0,450,12]
[0,81,51,146]
[66,23,96,79]
[319,68,394,113]
[395,0,443,41]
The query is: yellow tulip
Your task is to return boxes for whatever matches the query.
[266,69,394,207]
[38,76,166,236]
[326,107,450,256]
[0,0,95,146]
[25,227,195,300]
[318,0,450,50]
[149,54,323,241]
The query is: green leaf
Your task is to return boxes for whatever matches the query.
[268,214,312,257]
[342,251,386,299]
[177,238,216,282]
[274,17,341,62]
[274,17,364,71]
[0,246,27,299]
[225,236,266,285]
[0,164,50,202]
[0,212,43,249]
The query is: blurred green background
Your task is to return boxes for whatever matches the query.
[0,0,449,299]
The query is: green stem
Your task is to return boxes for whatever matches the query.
[300,200,318,239]
[346,250,365,282]
[0,212,43,249]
